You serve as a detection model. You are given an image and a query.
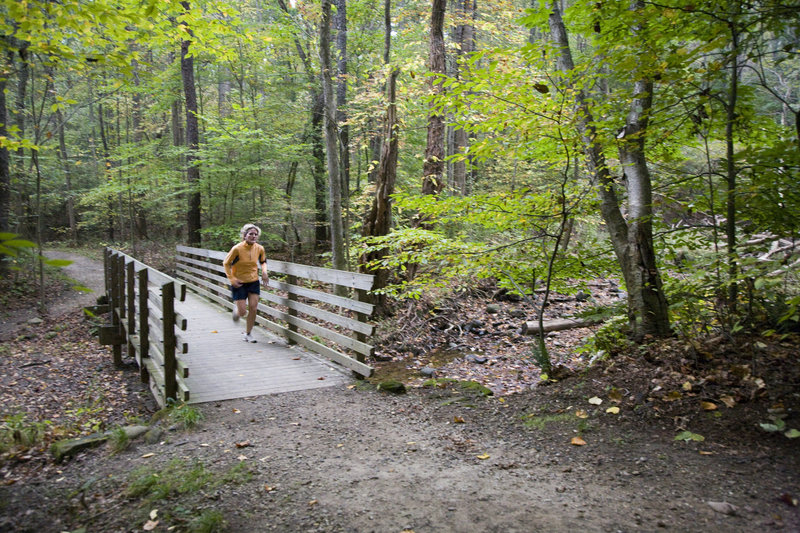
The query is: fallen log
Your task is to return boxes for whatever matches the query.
[521,317,601,335]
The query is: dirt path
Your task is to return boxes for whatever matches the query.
[1,252,799,532]
[0,250,104,341]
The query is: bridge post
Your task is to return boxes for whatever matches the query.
[109,253,123,367]
[126,261,136,358]
[287,274,298,345]
[162,282,177,402]
[138,269,150,384]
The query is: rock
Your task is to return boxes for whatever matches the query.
[420,366,437,377]
[27,317,44,326]
[466,353,488,364]
[707,501,737,515]
[486,304,501,314]
[377,380,406,394]
[509,308,526,318]
[51,432,109,462]
[123,425,150,440]
[576,291,591,302]
[144,427,165,444]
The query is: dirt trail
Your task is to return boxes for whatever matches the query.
[0,250,104,341]
[1,252,798,532]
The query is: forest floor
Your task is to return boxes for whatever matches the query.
[1,248,799,532]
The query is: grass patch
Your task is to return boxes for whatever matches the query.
[521,412,574,430]
[125,458,252,530]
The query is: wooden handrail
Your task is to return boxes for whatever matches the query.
[175,245,376,377]
[103,247,190,406]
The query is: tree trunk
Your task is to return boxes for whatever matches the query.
[181,1,202,247]
[548,1,671,339]
[451,0,476,196]
[277,0,328,255]
[334,0,350,218]
[0,51,9,235]
[320,0,346,273]
[725,21,741,309]
[361,69,399,312]
[421,0,447,203]
[55,105,78,245]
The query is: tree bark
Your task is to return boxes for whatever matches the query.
[548,1,671,339]
[451,0,475,196]
[361,69,399,312]
[320,0,346,272]
[181,1,202,247]
[421,0,447,204]
[0,51,9,235]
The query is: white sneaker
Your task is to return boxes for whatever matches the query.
[232,308,240,322]
[243,332,257,343]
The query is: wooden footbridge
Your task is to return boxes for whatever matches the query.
[99,247,376,406]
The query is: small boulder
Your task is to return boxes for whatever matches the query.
[377,380,406,394]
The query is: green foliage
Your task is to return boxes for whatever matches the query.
[576,314,631,360]
[0,412,51,453]
[189,510,227,533]
[107,426,131,455]
[521,412,574,431]
[168,402,204,430]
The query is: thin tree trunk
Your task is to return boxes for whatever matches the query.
[361,69,399,313]
[277,0,328,255]
[0,51,10,236]
[320,0,346,273]
[181,0,202,246]
[421,0,447,203]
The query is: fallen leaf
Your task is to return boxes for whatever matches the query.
[237,454,248,461]
[308,500,318,506]
[141,453,155,458]
[317,377,325,380]
[720,395,736,408]
[785,428,800,439]
[143,519,159,531]
[235,441,252,448]
[699,450,714,455]
[149,509,159,520]
[701,401,717,411]
[570,437,587,446]
[476,453,491,460]
[453,416,465,423]
[232,408,241,414]
[575,410,589,419]
[675,430,705,442]
[264,485,275,492]
[211,330,218,333]
[588,396,602,405]
[664,390,682,401]
[682,381,692,391]
[606,406,620,414]
[608,389,623,403]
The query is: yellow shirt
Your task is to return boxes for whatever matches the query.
[223,241,266,284]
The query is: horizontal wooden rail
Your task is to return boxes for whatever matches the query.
[102,248,191,406]
[176,245,375,377]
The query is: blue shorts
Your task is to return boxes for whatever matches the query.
[231,280,260,301]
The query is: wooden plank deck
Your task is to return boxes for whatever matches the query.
[175,291,352,404]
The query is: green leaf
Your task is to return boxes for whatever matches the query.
[674,431,705,442]
[784,429,800,439]
[43,259,74,267]
[3,239,36,248]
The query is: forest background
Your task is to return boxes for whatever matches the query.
[1,0,799,367]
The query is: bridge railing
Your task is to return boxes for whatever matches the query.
[102,248,191,405]
[175,245,375,377]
